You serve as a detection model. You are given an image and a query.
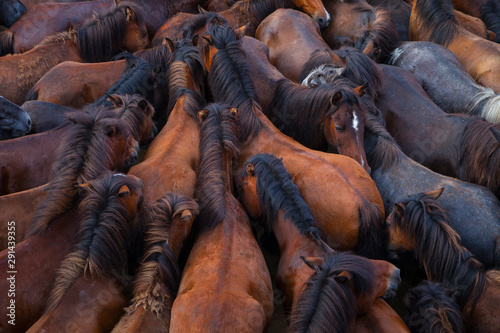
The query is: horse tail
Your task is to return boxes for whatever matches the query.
[25,86,39,101]
[0,30,14,56]
[354,200,387,259]
[466,87,500,123]
[482,0,500,43]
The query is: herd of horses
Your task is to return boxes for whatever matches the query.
[1,0,500,332]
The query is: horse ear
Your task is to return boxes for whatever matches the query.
[301,256,324,270]
[354,83,369,97]
[489,126,500,143]
[125,7,135,22]
[118,185,130,197]
[198,5,208,13]
[330,91,343,106]
[229,107,238,116]
[211,16,223,26]
[424,187,444,200]
[197,110,208,122]
[235,25,247,37]
[488,30,497,41]
[246,163,255,176]
[75,182,92,191]
[180,209,194,221]
[162,38,175,52]
[202,35,213,45]
[393,202,405,218]
[106,94,124,108]
[192,34,199,46]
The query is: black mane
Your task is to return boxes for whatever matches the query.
[413,0,457,46]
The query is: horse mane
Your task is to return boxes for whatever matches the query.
[299,49,343,85]
[195,104,240,233]
[392,191,486,309]
[207,23,262,143]
[269,79,365,150]
[134,42,174,74]
[126,193,199,318]
[404,280,465,333]
[459,119,500,199]
[482,0,500,43]
[29,107,128,236]
[413,0,458,47]
[358,8,401,64]
[45,172,139,313]
[166,37,206,121]
[76,1,146,62]
[113,94,155,142]
[35,30,77,48]
[241,154,321,241]
[0,29,14,56]
[288,252,376,333]
[364,114,402,172]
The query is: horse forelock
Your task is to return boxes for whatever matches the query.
[242,154,320,241]
[288,252,376,333]
[396,192,486,309]
[459,120,500,198]
[45,172,139,313]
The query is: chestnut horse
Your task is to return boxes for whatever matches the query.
[0,0,116,55]
[0,0,26,28]
[386,189,500,332]
[409,0,500,93]
[255,9,343,82]
[111,193,199,332]
[128,37,206,202]
[390,41,500,123]
[404,280,466,333]
[376,64,500,200]
[0,2,148,105]
[26,172,144,333]
[238,154,400,321]
[0,110,139,332]
[353,298,411,332]
[0,95,31,139]
[170,104,274,332]
[207,24,385,257]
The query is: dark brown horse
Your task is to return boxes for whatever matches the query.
[238,154,400,323]
[386,189,500,332]
[0,2,148,105]
[376,64,500,200]
[207,24,385,257]
[0,0,116,55]
[26,172,144,332]
[128,37,206,202]
[368,0,412,41]
[409,0,500,93]
[404,280,466,333]
[0,94,31,139]
[111,193,199,332]
[170,104,274,332]
[389,41,500,123]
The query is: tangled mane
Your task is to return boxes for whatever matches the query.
[241,154,321,240]
[390,191,486,309]
[412,0,458,47]
[364,113,402,172]
[134,41,174,74]
[299,49,343,85]
[126,193,198,319]
[288,252,376,333]
[207,23,262,143]
[459,119,500,199]
[45,172,141,313]
[77,1,145,62]
[404,280,465,333]
[195,104,240,233]
[269,79,366,150]
[110,94,155,144]
[29,107,129,236]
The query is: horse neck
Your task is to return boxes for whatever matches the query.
[222,149,234,193]
[35,37,82,63]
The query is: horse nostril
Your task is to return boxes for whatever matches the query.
[27,118,32,127]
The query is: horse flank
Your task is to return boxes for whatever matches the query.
[44,172,137,313]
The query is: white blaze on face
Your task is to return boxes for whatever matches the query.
[352,111,365,167]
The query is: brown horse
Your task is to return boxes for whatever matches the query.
[111,193,199,332]
[238,154,400,323]
[409,0,500,93]
[376,64,500,200]
[128,37,206,202]
[256,9,343,82]
[353,298,411,332]
[0,95,153,195]
[22,0,92,10]
[0,2,148,105]
[26,172,144,333]
[170,104,274,332]
[0,0,116,55]
[404,280,466,333]
[321,0,400,63]
[386,189,500,332]
[0,110,139,332]
[207,24,385,257]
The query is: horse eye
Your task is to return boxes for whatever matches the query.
[335,125,343,133]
